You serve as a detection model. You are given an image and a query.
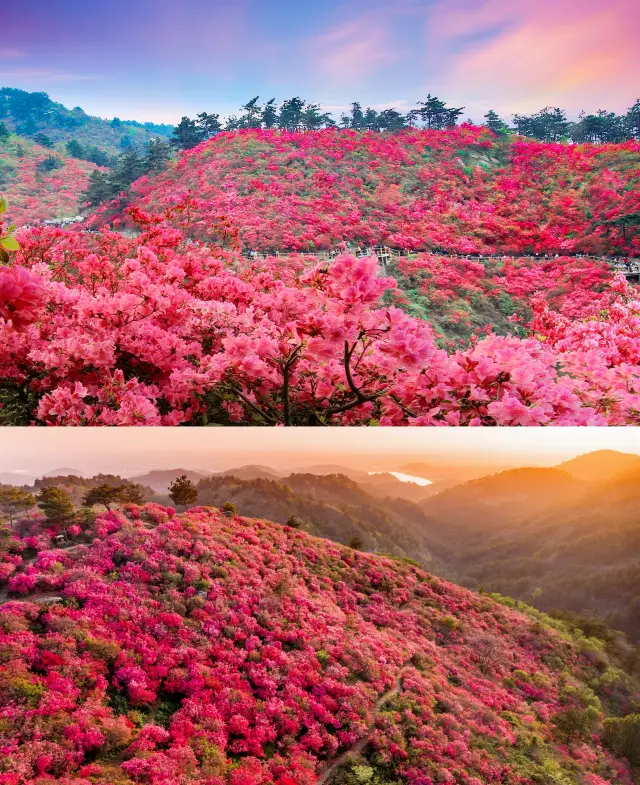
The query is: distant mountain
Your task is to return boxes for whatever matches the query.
[129,469,210,493]
[0,87,173,156]
[0,472,36,487]
[421,467,585,540]
[418,458,640,638]
[289,464,369,480]
[556,450,640,483]
[216,465,284,481]
[196,472,440,566]
[41,468,88,478]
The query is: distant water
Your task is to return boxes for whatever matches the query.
[368,471,432,487]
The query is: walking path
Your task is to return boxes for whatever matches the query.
[316,661,414,784]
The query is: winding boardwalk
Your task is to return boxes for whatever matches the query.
[316,662,414,784]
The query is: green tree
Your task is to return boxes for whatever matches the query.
[83,169,113,207]
[171,117,205,150]
[168,476,198,511]
[624,99,640,140]
[571,110,625,143]
[222,501,237,516]
[34,132,52,147]
[301,103,334,131]
[285,515,301,529]
[66,139,84,159]
[196,112,222,137]
[377,108,407,131]
[117,483,146,505]
[239,96,263,128]
[82,484,123,510]
[278,97,306,131]
[413,95,465,130]
[109,147,145,193]
[513,107,570,141]
[0,122,9,143]
[37,486,75,524]
[145,138,172,173]
[261,99,279,129]
[484,110,510,135]
[348,534,363,550]
[603,714,640,766]
[0,487,36,529]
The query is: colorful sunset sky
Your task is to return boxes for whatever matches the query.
[4,0,639,123]
[1,428,639,477]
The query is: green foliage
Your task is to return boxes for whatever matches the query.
[37,486,75,523]
[169,476,199,510]
[348,534,364,550]
[0,487,36,526]
[603,714,640,766]
[0,196,19,263]
[222,501,237,515]
[552,705,600,743]
[513,107,570,142]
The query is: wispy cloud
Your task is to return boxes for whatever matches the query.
[308,13,402,86]
[427,0,640,115]
[0,47,25,59]
[0,68,97,82]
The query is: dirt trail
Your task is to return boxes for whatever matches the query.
[316,662,413,784]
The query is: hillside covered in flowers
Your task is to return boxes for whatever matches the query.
[1,502,640,784]
[0,137,97,226]
[1,215,639,426]
[99,127,640,256]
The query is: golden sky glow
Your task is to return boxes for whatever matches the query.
[1,428,638,477]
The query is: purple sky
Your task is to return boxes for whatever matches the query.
[4,0,640,123]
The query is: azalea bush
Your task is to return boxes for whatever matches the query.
[93,126,640,255]
[0,503,637,784]
[0,138,97,226]
[0,221,638,426]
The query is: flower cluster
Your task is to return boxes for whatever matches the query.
[1,223,638,426]
[0,504,634,784]
[94,127,640,255]
[0,140,97,226]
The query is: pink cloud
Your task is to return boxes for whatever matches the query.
[0,48,25,59]
[428,0,640,115]
[309,15,401,86]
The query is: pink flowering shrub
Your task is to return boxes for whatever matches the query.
[1,223,638,425]
[0,140,97,226]
[0,504,636,784]
[95,127,640,255]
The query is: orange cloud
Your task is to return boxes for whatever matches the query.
[428,0,640,115]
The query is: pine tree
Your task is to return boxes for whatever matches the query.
[169,476,198,511]
[171,117,205,150]
[239,97,263,128]
[82,484,122,511]
[196,112,222,137]
[278,98,306,131]
[484,110,510,135]
[261,99,279,129]
[66,139,84,159]
[348,534,363,550]
[83,170,113,207]
[0,488,36,529]
[0,122,9,143]
[37,487,75,524]
[145,138,172,173]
